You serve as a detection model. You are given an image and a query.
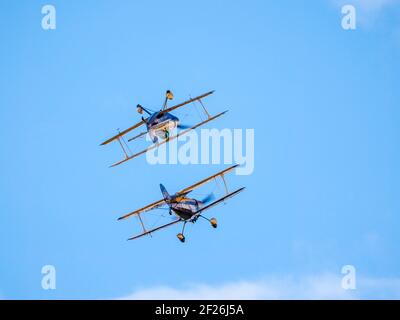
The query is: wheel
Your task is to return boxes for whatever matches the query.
[210,218,217,228]
[166,90,174,100]
[177,233,185,243]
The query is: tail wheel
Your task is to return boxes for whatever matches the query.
[177,233,185,243]
[210,218,217,228]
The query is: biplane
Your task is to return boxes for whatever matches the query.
[100,90,227,168]
[118,164,245,242]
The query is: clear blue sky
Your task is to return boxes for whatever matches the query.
[1,0,399,299]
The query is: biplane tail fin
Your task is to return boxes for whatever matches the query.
[160,184,171,202]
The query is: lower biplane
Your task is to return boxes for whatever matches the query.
[118,164,245,242]
[100,90,227,168]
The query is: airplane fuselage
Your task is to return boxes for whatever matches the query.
[147,111,179,142]
[170,197,202,221]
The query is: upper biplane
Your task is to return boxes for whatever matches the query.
[118,164,244,242]
[100,90,227,167]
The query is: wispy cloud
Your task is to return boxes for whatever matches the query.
[117,274,400,300]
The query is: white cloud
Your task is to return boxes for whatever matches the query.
[117,273,400,300]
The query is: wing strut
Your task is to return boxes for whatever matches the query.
[220,173,229,195]
[198,96,211,119]
[137,213,147,233]
[116,131,132,160]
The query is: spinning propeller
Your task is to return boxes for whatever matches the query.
[177,123,192,129]
[200,192,215,204]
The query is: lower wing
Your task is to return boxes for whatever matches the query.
[128,219,182,240]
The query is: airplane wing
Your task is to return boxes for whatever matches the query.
[193,187,245,216]
[109,110,227,167]
[117,198,166,221]
[100,119,146,146]
[177,164,239,195]
[128,219,182,240]
[161,90,215,114]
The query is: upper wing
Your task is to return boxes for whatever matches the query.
[100,119,146,146]
[177,164,239,195]
[117,198,165,221]
[128,219,182,240]
[161,90,214,114]
[193,187,245,215]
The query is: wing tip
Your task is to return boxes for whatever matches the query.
[100,140,108,146]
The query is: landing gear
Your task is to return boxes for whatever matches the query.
[164,130,170,141]
[177,221,187,243]
[198,215,218,229]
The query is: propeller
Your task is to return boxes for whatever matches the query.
[177,123,192,129]
[201,193,215,204]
